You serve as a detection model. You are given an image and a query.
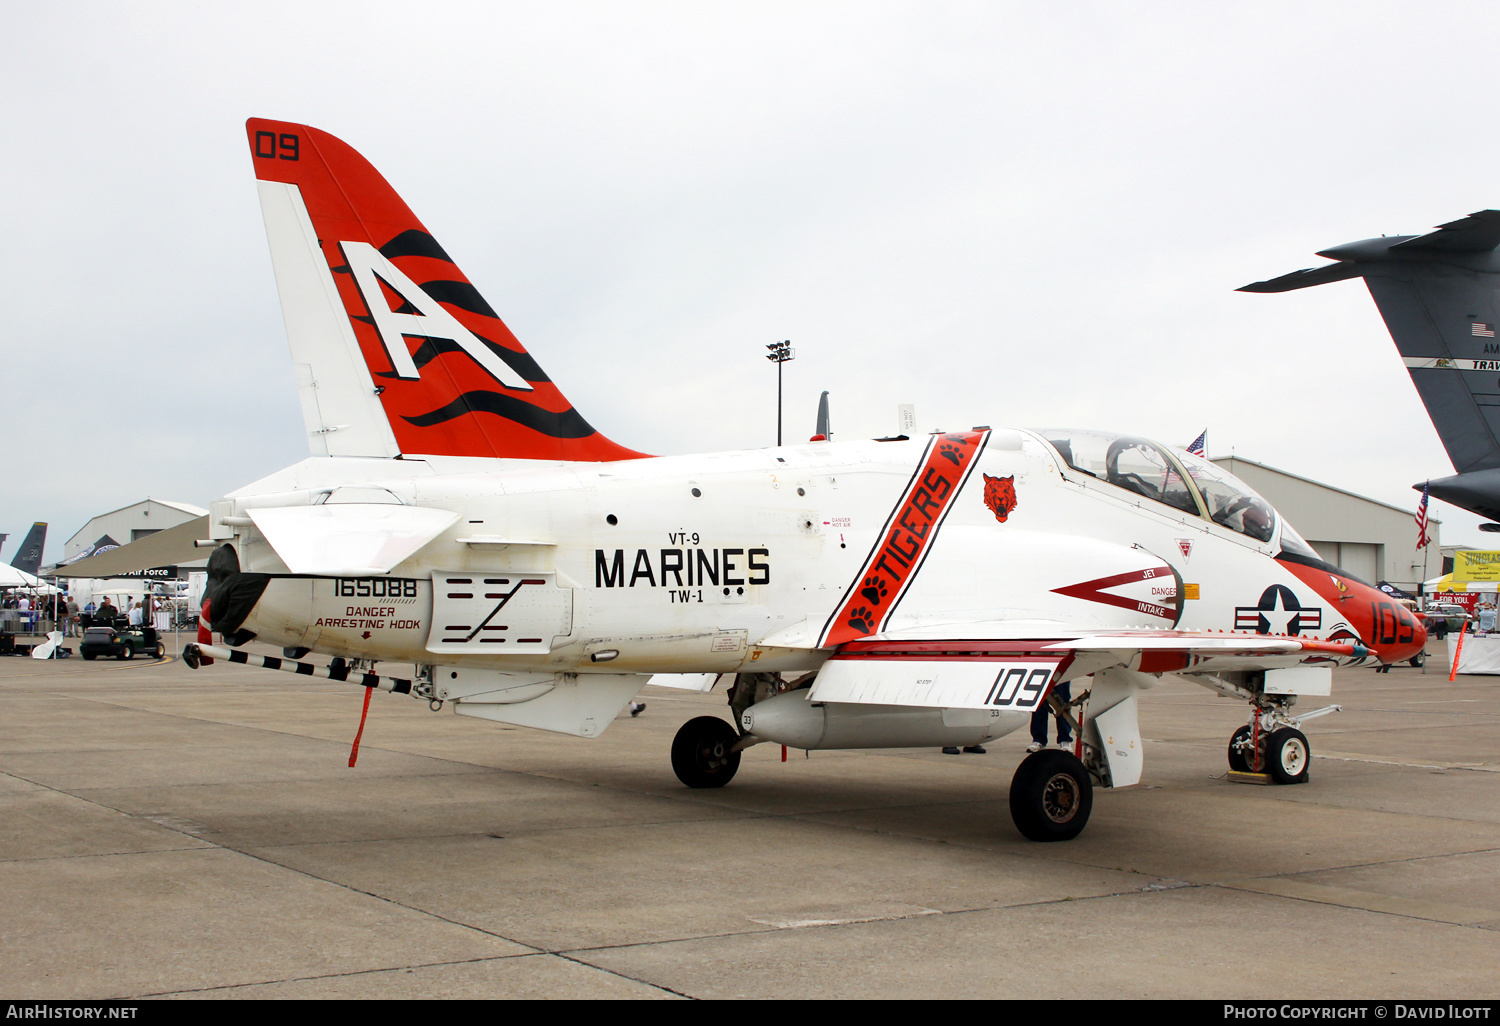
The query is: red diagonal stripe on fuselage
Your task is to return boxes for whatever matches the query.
[819,430,990,648]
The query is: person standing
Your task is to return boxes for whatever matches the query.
[1027,680,1074,753]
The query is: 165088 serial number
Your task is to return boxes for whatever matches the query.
[333,578,420,599]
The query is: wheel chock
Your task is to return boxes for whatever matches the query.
[1226,770,1273,785]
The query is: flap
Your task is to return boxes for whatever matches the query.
[247,504,459,575]
[839,628,1367,677]
[1044,634,1302,654]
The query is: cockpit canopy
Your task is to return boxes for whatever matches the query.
[1038,429,1279,544]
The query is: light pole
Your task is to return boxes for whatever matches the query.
[765,340,794,446]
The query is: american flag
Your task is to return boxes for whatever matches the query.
[1473,323,1495,337]
[1186,429,1207,458]
[1415,481,1431,549]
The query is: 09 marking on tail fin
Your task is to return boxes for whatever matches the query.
[340,241,532,391]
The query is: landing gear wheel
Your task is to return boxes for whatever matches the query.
[1266,728,1310,785]
[671,716,741,789]
[1409,652,1425,668]
[1009,749,1093,842]
[1227,725,1255,773]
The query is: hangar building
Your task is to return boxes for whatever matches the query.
[1212,456,1439,595]
[64,499,208,561]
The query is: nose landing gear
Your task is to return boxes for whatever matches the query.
[1227,703,1334,784]
[1264,727,1310,784]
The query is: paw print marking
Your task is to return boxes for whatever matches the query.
[847,606,875,634]
[860,576,889,606]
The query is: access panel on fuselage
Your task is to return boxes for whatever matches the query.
[427,571,573,654]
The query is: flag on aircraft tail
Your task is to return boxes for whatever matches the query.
[1186,430,1207,458]
[1416,481,1431,549]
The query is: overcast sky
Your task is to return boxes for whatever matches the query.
[4,2,1496,564]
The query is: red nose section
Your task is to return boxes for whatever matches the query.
[1279,560,1425,664]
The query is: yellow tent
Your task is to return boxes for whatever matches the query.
[1426,574,1499,594]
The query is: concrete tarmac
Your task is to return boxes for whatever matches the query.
[1,637,1497,999]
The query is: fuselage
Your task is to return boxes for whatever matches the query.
[228,428,1424,673]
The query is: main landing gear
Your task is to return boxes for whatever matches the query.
[1009,748,1094,841]
[670,716,742,789]
[1008,684,1097,841]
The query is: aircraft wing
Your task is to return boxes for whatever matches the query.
[806,629,1363,712]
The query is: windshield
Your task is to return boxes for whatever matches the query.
[1172,450,1277,543]
[1040,430,1285,544]
[1275,517,1322,562]
[1040,429,1200,516]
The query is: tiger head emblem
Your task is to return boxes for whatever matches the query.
[983,473,1017,523]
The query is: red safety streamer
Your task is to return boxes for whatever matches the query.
[196,598,214,665]
[781,745,788,762]
[349,685,373,767]
[1450,620,1469,682]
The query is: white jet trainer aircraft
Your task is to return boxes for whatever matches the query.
[176,119,1426,842]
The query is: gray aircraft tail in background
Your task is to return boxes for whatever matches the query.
[1242,210,1500,527]
[8,523,48,576]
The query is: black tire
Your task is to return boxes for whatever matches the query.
[154,643,165,659]
[1009,749,1093,842]
[116,647,131,661]
[1409,652,1425,668]
[671,716,741,789]
[1227,725,1255,773]
[82,651,96,661]
[1265,728,1310,785]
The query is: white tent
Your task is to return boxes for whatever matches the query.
[0,561,41,588]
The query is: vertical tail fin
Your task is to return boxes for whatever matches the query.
[1241,212,1500,477]
[247,118,644,462]
[11,523,46,576]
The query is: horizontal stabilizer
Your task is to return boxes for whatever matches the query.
[1245,209,1500,486]
[48,517,209,579]
[247,504,459,576]
[1237,261,1363,293]
[1391,210,1500,253]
